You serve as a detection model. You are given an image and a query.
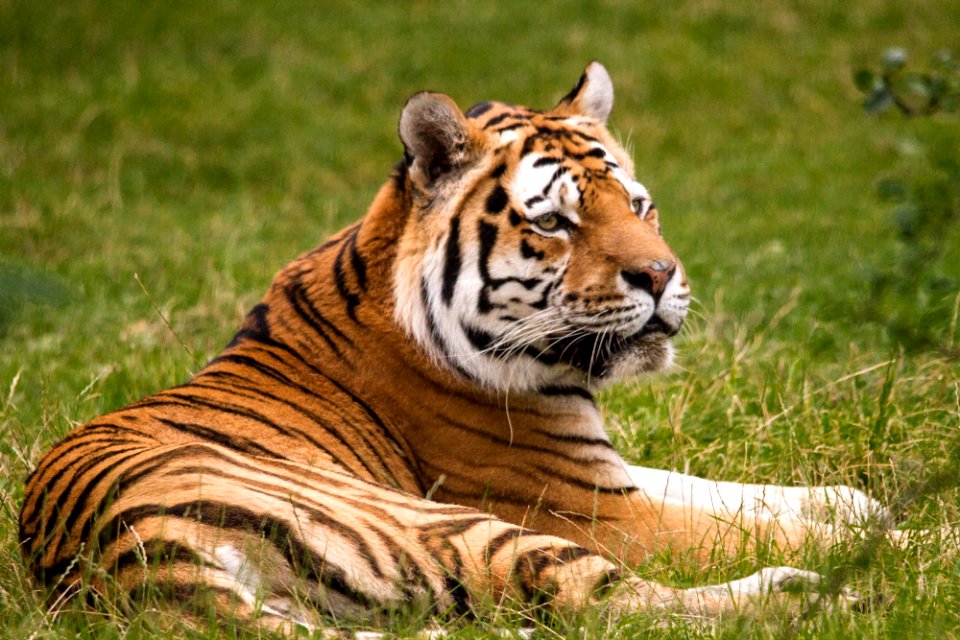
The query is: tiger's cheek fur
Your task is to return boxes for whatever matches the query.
[392,175,573,391]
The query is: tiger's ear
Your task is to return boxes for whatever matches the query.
[555,61,614,123]
[399,92,478,185]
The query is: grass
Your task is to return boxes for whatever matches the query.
[2,0,959,637]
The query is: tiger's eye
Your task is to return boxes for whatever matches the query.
[534,213,561,231]
[632,197,645,214]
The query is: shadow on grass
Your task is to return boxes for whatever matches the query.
[0,263,70,336]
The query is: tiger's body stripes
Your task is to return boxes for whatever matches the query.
[22,63,902,632]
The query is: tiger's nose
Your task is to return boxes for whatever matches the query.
[621,260,676,301]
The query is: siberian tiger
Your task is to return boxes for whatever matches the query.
[22,62,898,633]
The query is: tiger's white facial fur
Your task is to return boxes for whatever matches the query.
[393,87,689,394]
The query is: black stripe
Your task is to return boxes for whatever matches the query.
[161,464,398,577]
[485,184,508,214]
[154,416,282,459]
[156,446,422,517]
[520,131,547,156]
[118,444,224,488]
[523,195,545,208]
[553,545,593,564]
[461,323,556,366]
[520,544,589,579]
[390,159,409,192]
[432,410,613,465]
[483,528,537,565]
[560,71,588,105]
[482,113,511,128]
[537,385,594,401]
[348,226,368,291]
[533,156,561,168]
[443,573,471,616]
[573,147,606,160]
[284,279,345,356]
[31,420,147,457]
[421,277,474,382]
[566,129,600,144]
[541,166,567,196]
[226,303,270,348]
[427,481,563,513]
[476,220,498,314]
[528,278,555,311]
[304,234,345,258]
[465,101,493,118]
[333,226,363,322]
[593,568,622,596]
[417,515,494,539]
[117,444,352,508]
[531,463,637,494]
[532,428,611,449]
[290,278,353,346]
[462,324,493,351]
[441,217,461,306]
[520,239,545,260]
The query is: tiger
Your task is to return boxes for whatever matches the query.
[21,62,902,634]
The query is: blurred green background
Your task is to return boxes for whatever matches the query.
[1,1,959,638]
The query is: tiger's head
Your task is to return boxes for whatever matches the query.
[392,63,689,393]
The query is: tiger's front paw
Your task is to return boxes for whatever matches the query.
[603,567,860,620]
[704,566,861,618]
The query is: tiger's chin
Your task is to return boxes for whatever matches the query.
[543,329,675,392]
[584,334,675,389]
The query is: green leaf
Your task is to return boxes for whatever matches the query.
[854,68,876,92]
[864,87,894,114]
[928,75,948,100]
[893,202,920,238]
[882,47,908,72]
[902,73,932,99]
[876,178,907,202]
[934,48,957,71]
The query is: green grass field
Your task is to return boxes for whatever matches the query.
[2,1,959,637]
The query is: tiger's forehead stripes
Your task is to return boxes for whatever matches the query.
[512,153,584,225]
[498,125,644,225]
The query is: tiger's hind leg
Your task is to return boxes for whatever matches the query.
[98,442,619,624]
[91,442,842,630]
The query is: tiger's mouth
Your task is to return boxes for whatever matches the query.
[548,316,675,379]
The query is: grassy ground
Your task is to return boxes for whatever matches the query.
[2,1,959,637]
